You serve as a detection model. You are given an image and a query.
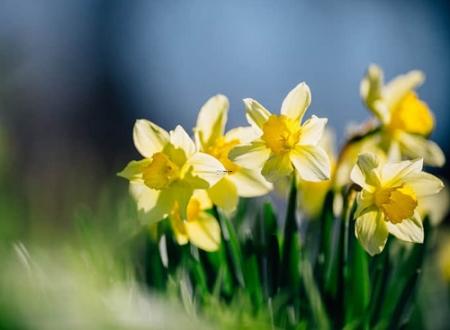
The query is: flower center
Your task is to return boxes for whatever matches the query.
[206,137,240,173]
[143,152,180,189]
[389,92,434,135]
[374,184,417,223]
[262,115,301,155]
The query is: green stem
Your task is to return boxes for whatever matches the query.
[279,174,300,290]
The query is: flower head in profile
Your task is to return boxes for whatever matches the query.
[118,120,225,224]
[230,82,331,183]
[169,190,221,252]
[351,153,444,255]
[360,64,445,166]
[194,95,272,212]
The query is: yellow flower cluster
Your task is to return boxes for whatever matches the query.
[119,65,445,255]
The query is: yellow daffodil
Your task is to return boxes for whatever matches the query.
[351,153,444,255]
[360,64,445,166]
[169,190,221,252]
[230,82,331,183]
[118,120,225,224]
[194,95,272,212]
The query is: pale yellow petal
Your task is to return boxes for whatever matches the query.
[229,141,271,169]
[355,209,389,256]
[170,216,189,245]
[192,189,213,210]
[386,212,424,243]
[129,181,160,213]
[117,159,150,181]
[170,125,196,157]
[187,152,226,188]
[280,82,311,121]
[354,190,374,218]
[290,145,330,182]
[262,153,293,182]
[381,158,423,186]
[133,119,169,158]
[383,70,424,109]
[402,172,444,197]
[350,153,380,188]
[224,126,259,144]
[360,64,383,105]
[208,177,239,212]
[185,212,221,252]
[298,115,327,146]
[166,182,193,220]
[397,131,445,167]
[195,94,229,148]
[244,98,271,130]
[228,168,272,197]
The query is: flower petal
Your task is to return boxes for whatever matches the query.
[354,190,374,218]
[133,119,169,158]
[195,94,229,148]
[355,209,389,256]
[170,125,196,157]
[280,82,311,121]
[208,177,239,212]
[187,152,226,188]
[397,131,445,167]
[381,158,423,186]
[228,168,273,197]
[117,159,150,181]
[383,70,424,109]
[386,212,424,243]
[350,153,380,188]
[185,212,221,252]
[244,98,271,131]
[224,126,259,144]
[262,153,293,182]
[360,64,383,106]
[291,145,330,182]
[403,172,444,197]
[229,141,271,169]
[170,215,189,245]
[298,115,327,146]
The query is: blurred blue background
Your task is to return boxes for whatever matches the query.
[0,0,449,211]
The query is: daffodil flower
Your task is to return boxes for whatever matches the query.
[194,95,272,212]
[360,64,445,166]
[230,82,331,183]
[351,153,444,255]
[118,120,225,224]
[169,190,221,252]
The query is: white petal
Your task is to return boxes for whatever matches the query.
[355,209,389,256]
[291,145,330,182]
[383,70,424,109]
[229,168,273,197]
[298,115,327,146]
[354,190,374,218]
[129,181,160,213]
[188,152,226,187]
[224,126,259,144]
[386,212,424,243]
[397,132,445,167]
[170,125,196,156]
[244,98,271,131]
[208,177,239,212]
[133,119,169,158]
[185,212,221,252]
[280,82,311,121]
[195,94,229,148]
[229,141,271,169]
